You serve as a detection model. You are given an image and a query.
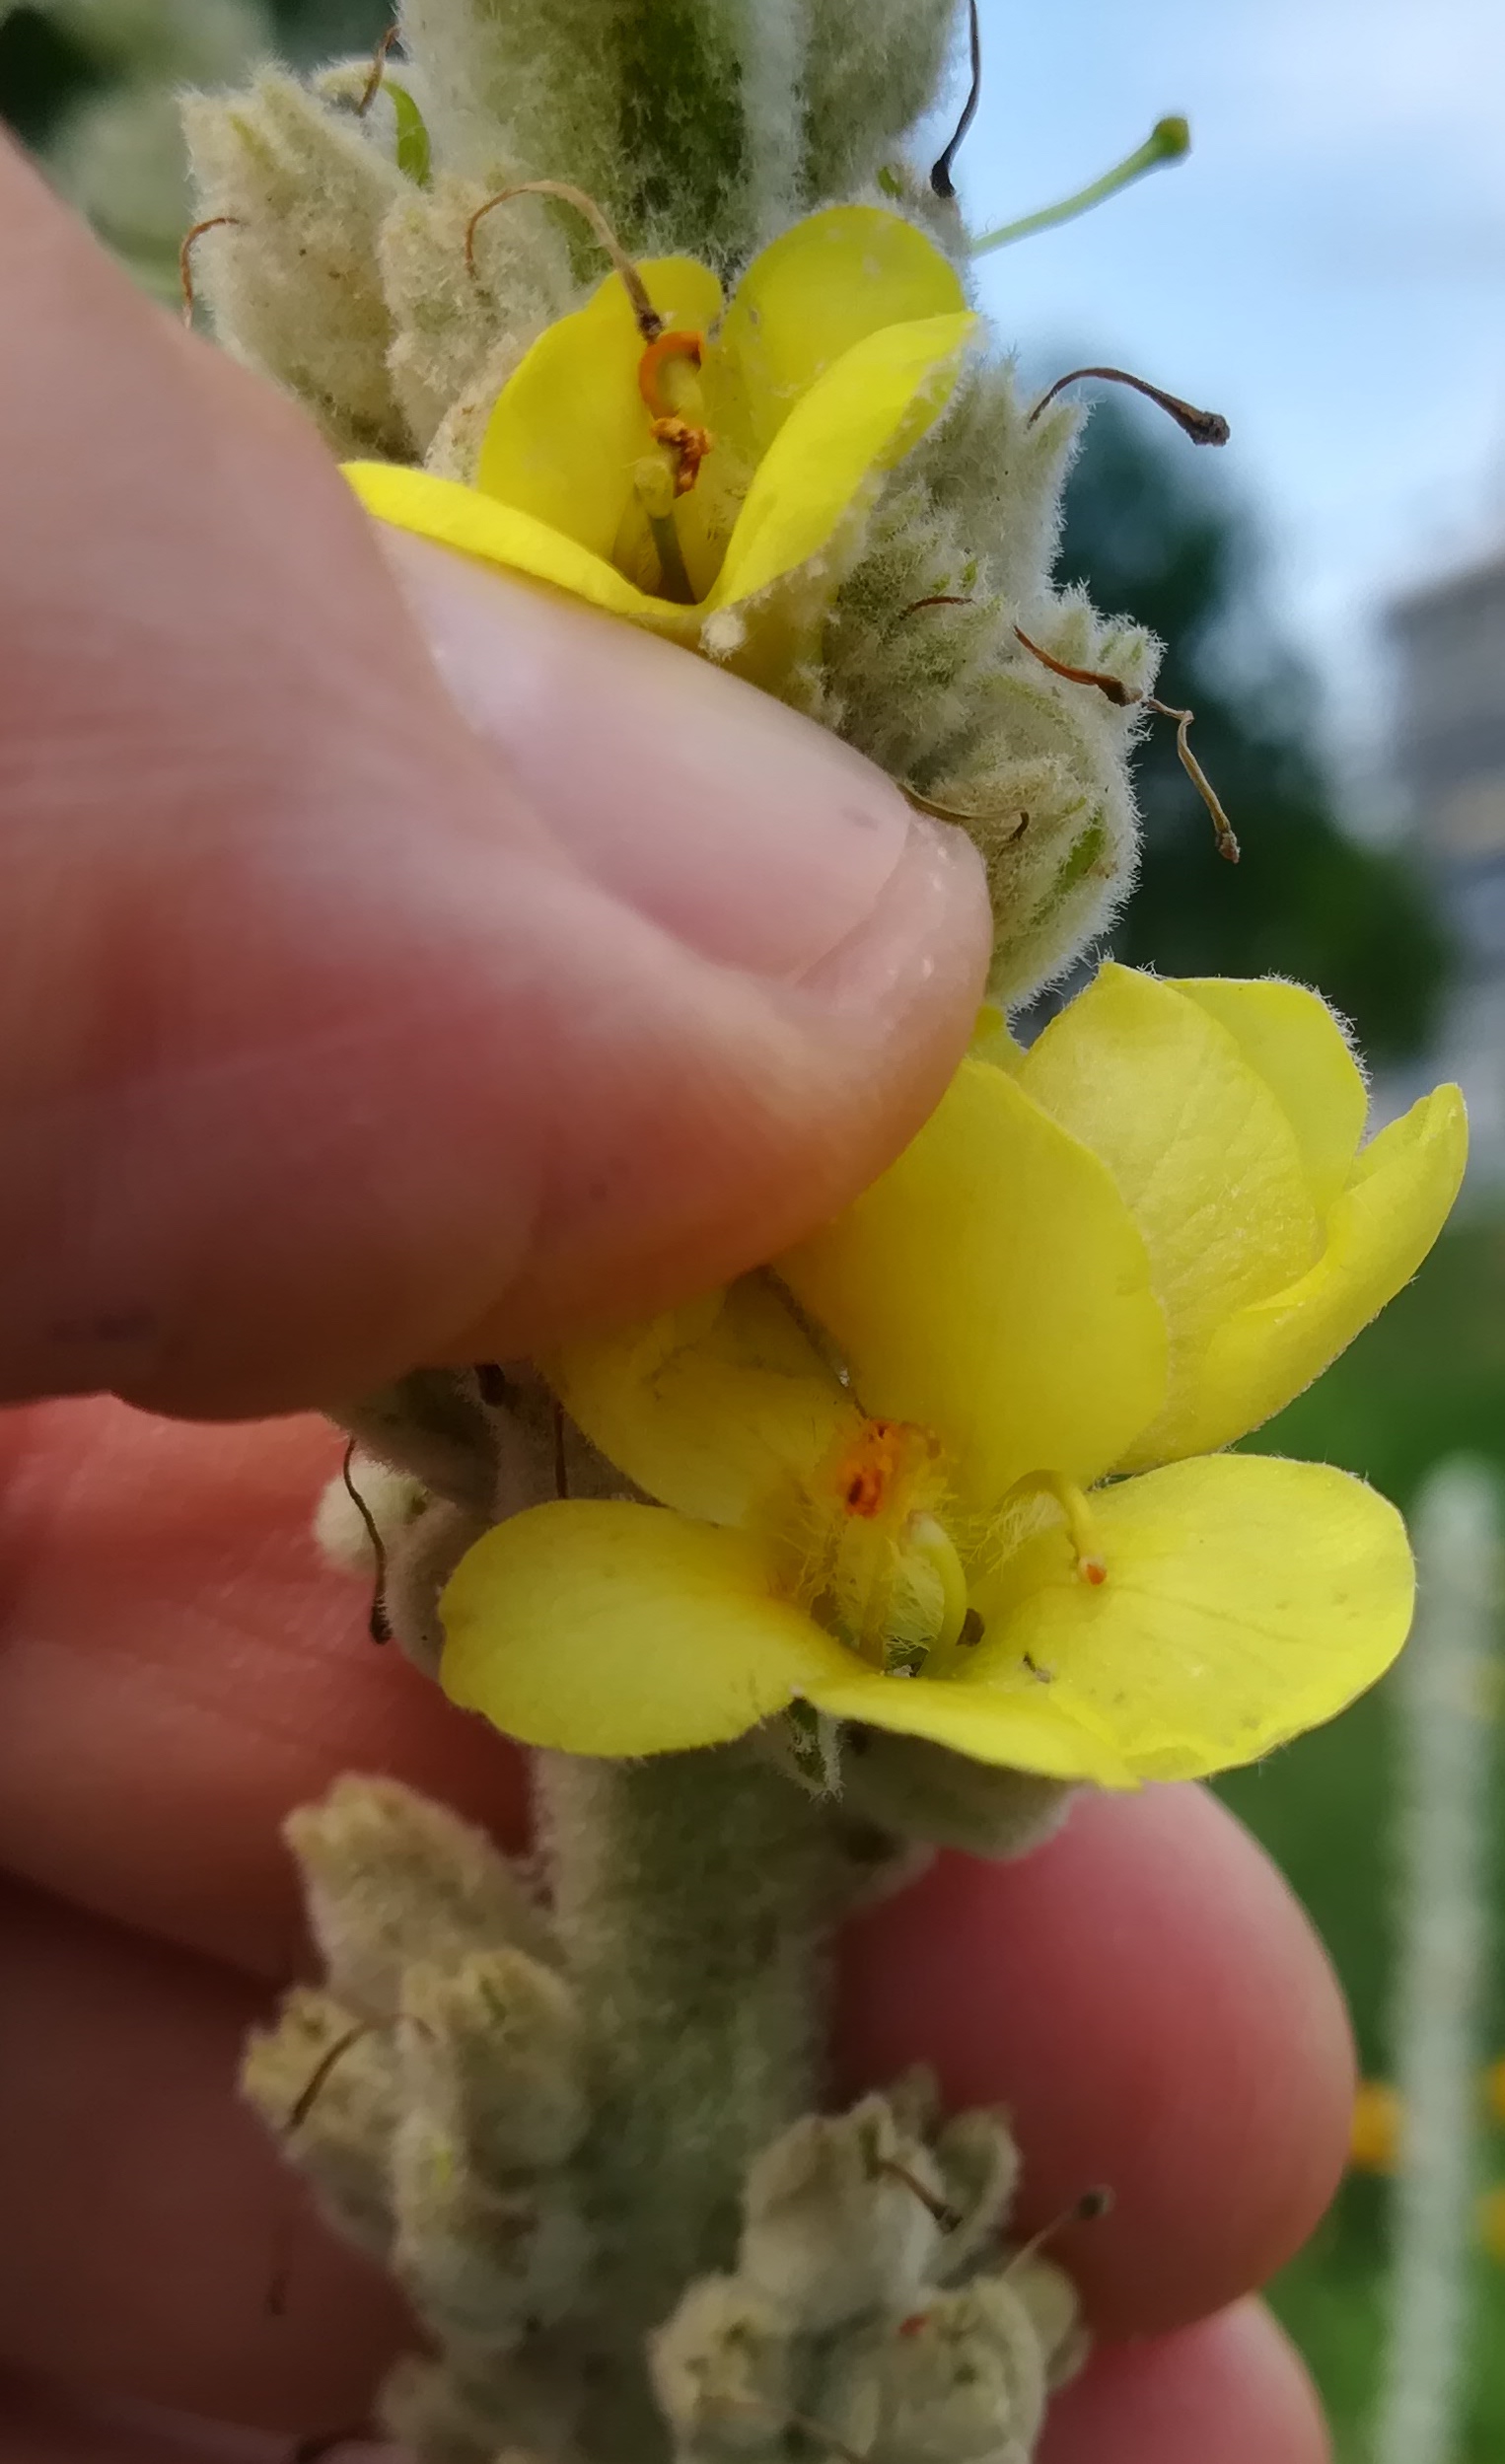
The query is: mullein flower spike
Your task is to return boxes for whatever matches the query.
[167,8,1474,2459]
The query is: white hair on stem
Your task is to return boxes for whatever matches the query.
[727,0,807,243]
[1373,1457,1500,2464]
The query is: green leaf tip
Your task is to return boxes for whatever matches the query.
[385,78,433,186]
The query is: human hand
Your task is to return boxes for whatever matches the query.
[0,138,1344,2463]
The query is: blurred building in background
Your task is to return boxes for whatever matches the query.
[1392,554,1505,1185]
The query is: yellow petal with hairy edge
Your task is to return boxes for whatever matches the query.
[1019,966,1322,1403]
[344,461,704,634]
[476,255,724,559]
[776,1057,1167,1519]
[704,312,975,615]
[805,1667,1139,1786]
[440,1499,857,1755]
[706,204,969,463]
[1138,1082,1468,1464]
[1172,977,1369,1217]
[964,1454,1415,1782]
[550,1277,859,1528]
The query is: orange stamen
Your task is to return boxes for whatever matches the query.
[638,330,713,496]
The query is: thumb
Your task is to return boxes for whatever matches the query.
[0,143,987,1419]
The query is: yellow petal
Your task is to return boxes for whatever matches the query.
[805,1665,1138,1786]
[1150,1081,1468,1460]
[1019,967,1325,1464]
[1171,976,1369,1216]
[440,1499,856,1755]
[550,1277,859,1527]
[477,255,724,559]
[966,1454,1415,1781]
[708,205,968,462]
[776,1057,1167,1517]
[344,461,702,635]
[705,310,975,616]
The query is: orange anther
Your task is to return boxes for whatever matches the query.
[834,1418,917,1520]
[649,414,714,496]
[637,328,705,416]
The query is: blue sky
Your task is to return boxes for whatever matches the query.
[936,0,1505,782]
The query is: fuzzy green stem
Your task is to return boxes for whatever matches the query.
[535,1744,864,2450]
[970,115,1189,257]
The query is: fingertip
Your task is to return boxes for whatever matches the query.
[835,1782,1354,2336]
[1041,2301,1329,2464]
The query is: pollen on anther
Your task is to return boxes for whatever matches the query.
[835,1418,908,1519]
[1080,1557,1108,1587]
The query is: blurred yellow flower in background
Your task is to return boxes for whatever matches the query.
[1349,2080,1405,2177]
[344,203,972,674]
[1480,2187,1505,2263]
[442,968,1466,1780]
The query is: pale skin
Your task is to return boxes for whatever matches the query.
[0,137,1344,2459]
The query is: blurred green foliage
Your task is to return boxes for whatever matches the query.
[1060,397,1452,1063]
[0,6,102,138]
[0,0,389,133]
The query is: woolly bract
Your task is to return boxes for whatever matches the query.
[345,204,972,663]
[442,969,1467,1785]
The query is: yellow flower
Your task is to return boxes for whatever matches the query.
[343,204,973,671]
[1480,2185,1505,2262]
[1348,2080,1404,2176]
[442,968,1466,1781]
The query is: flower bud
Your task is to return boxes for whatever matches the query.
[182,72,410,454]
[399,1947,590,2177]
[380,175,574,460]
[739,2095,946,2332]
[287,1775,556,2010]
[649,2275,798,2457]
[819,2277,1051,2464]
[241,1985,397,2255]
